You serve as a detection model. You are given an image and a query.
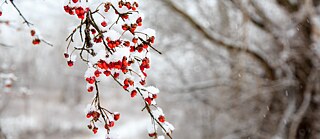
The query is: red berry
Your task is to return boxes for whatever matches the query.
[104,70,111,76]
[94,37,103,43]
[94,70,101,77]
[136,17,142,26]
[32,38,41,45]
[152,94,158,99]
[121,14,129,19]
[91,29,96,34]
[122,24,128,30]
[123,85,129,90]
[0,11,2,16]
[118,1,123,8]
[75,7,85,19]
[124,78,129,85]
[72,0,78,3]
[133,2,139,7]
[106,37,111,42]
[64,53,69,58]
[114,113,120,121]
[123,41,130,47]
[30,30,36,36]
[92,111,100,119]
[108,121,115,127]
[121,67,128,74]
[132,38,138,43]
[128,80,134,86]
[148,133,157,137]
[130,24,137,33]
[86,77,95,84]
[158,115,165,123]
[150,36,155,43]
[87,86,94,92]
[67,60,74,67]
[131,90,137,98]
[104,3,111,12]
[101,21,107,27]
[130,46,135,52]
[114,72,119,78]
[125,2,131,9]
[86,112,92,118]
[145,97,152,105]
[143,43,148,49]
[5,84,12,88]
[92,127,98,134]
[140,80,146,85]
[137,46,143,53]
[142,71,147,77]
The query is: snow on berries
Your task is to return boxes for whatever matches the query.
[64,0,174,138]
[113,112,120,121]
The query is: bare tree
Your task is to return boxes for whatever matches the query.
[146,0,320,138]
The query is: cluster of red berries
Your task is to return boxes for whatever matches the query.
[144,92,157,105]
[118,1,139,11]
[63,1,88,19]
[86,111,100,134]
[106,37,122,49]
[63,53,74,67]
[131,36,155,53]
[63,0,174,138]
[123,78,134,90]
[97,56,131,72]
[86,111,120,134]
[30,30,41,45]
[121,17,143,33]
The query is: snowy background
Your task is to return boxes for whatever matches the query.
[1,0,320,139]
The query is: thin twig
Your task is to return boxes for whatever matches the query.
[9,0,32,26]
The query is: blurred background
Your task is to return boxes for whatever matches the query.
[0,0,320,139]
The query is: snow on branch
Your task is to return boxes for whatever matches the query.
[63,0,174,138]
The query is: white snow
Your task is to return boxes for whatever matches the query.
[105,30,121,40]
[145,86,159,94]
[84,66,96,78]
[107,47,130,62]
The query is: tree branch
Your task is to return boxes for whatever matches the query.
[9,0,33,26]
[0,43,13,47]
[288,69,316,139]
[163,0,275,80]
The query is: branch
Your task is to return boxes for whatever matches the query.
[288,69,317,139]
[229,0,287,51]
[8,1,53,47]
[163,0,275,80]
[0,43,13,47]
[181,78,297,94]
[9,0,33,26]
[273,90,297,138]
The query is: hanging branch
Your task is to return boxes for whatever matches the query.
[63,1,174,138]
